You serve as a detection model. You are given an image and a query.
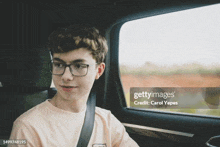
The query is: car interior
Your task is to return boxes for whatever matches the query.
[1,0,220,147]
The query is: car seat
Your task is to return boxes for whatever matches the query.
[0,45,57,140]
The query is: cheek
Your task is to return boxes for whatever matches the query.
[80,74,96,89]
[52,76,60,87]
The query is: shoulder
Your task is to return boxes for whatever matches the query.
[94,107,139,146]
[14,100,48,125]
[95,106,114,121]
[95,107,111,116]
[94,107,123,126]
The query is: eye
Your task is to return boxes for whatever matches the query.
[53,63,64,68]
[74,63,87,69]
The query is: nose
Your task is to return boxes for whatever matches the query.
[61,67,73,81]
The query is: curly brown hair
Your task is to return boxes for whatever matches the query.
[46,24,108,64]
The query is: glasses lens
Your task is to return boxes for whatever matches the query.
[70,64,88,76]
[52,62,65,75]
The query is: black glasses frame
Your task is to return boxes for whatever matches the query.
[49,62,90,77]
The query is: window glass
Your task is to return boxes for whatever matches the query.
[119,4,220,117]
[51,81,55,87]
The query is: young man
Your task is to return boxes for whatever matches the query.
[9,24,139,147]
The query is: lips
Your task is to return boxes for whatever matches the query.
[60,85,77,92]
[62,86,75,88]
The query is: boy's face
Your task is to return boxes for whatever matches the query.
[52,48,105,102]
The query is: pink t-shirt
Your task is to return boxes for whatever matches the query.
[9,99,139,147]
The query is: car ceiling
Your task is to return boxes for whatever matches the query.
[17,0,220,30]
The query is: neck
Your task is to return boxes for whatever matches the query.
[50,94,87,113]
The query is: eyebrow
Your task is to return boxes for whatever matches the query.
[52,57,86,63]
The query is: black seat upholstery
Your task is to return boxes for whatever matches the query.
[0,45,56,140]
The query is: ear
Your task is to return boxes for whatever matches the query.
[95,63,105,80]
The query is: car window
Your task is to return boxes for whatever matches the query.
[119,4,220,117]
[51,81,55,87]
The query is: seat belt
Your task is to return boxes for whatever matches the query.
[77,86,96,147]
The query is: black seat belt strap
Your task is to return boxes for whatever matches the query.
[77,87,96,147]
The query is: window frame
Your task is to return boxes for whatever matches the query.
[107,4,220,119]
[103,4,220,146]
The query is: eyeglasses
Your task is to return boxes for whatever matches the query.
[50,62,96,77]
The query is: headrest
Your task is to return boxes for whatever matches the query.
[0,45,52,89]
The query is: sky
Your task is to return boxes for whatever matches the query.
[119,3,220,67]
